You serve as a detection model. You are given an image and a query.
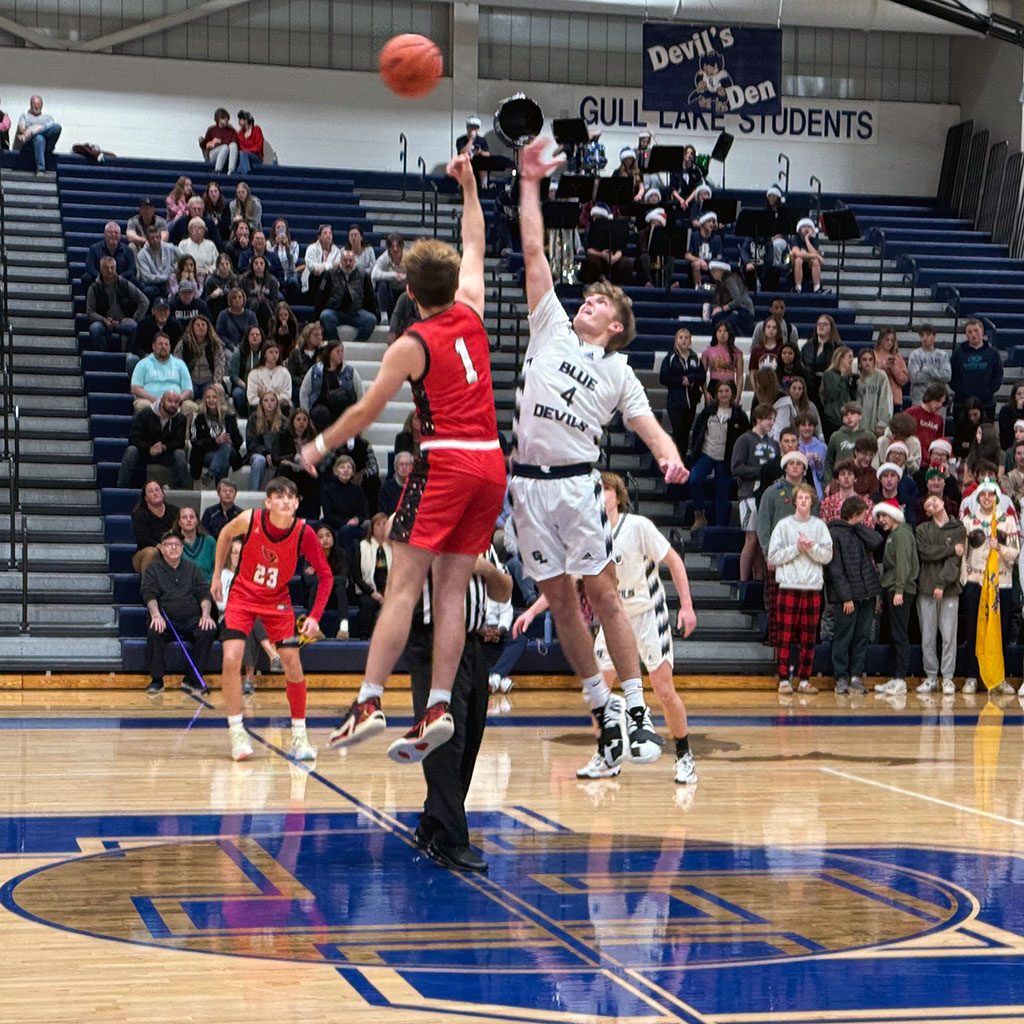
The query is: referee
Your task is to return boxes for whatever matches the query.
[408,548,512,872]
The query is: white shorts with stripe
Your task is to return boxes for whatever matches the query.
[510,470,612,582]
[594,604,673,674]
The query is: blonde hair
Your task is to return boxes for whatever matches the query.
[584,280,636,350]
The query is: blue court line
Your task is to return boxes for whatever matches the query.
[0,713,1021,730]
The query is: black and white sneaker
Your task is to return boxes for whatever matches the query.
[627,706,664,764]
[576,750,623,779]
[596,695,629,768]
[145,678,164,696]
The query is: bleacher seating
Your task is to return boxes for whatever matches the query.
[53,150,1024,682]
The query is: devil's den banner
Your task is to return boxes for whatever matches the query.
[643,22,783,116]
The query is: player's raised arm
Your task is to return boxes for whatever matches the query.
[301,335,425,470]
[449,153,486,319]
[518,135,565,313]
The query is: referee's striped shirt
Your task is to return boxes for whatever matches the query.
[421,546,504,633]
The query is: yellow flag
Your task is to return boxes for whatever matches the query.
[976,512,1004,691]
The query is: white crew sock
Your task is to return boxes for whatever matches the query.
[621,677,645,712]
[582,672,610,710]
[357,681,384,702]
[426,688,451,708]
[228,713,244,730]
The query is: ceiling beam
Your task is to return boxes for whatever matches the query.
[0,11,66,50]
[69,0,256,53]
[887,0,1024,46]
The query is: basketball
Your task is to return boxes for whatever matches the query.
[378,33,443,99]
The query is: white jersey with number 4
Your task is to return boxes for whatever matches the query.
[611,512,671,615]
[512,288,652,466]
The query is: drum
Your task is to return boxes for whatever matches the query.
[494,94,544,149]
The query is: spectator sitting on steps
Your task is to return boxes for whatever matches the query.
[130,330,194,414]
[126,197,168,252]
[14,94,61,174]
[379,449,415,516]
[86,256,149,353]
[201,478,242,538]
[320,247,379,341]
[141,531,217,696]
[117,390,190,489]
[83,222,138,288]
[169,278,212,326]
[135,222,180,303]
[130,480,180,574]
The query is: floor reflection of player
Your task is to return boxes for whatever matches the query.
[211,477,333,762]
[300,154,506,765]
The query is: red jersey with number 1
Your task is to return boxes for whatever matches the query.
[406,301,499,444]
[229,510,332,621]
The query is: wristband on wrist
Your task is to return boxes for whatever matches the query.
[314,433,328,456]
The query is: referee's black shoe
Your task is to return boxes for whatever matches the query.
[429,840,488,873]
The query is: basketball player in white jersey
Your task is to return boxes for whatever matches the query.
[588,473,698,783]
[513,135,689,769]
[512,473,699,783]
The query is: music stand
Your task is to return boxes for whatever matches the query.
[735,209,773,240]
[595,176,637,209]
[710,131,734,188]
[556,175,598,203]
[587,217,629,253]
[645,145,689,175]
[471,155,510,176]
[542,201,581,230]
[822,207,862,300]
[700,198,738,227]
[552,118,590,147]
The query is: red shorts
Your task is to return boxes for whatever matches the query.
[391,447,506,555]
[223,596,295,645]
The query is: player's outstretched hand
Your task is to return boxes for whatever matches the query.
[519,136,565,183]
[677,606,697,638]
[300,615,320,638]
[659,457,689,485]
[299,440,322,476]
[447,153,475,189]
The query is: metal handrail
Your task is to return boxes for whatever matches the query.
[777,153,790,196]
[625,472,640,514]
[871,227,887,297]
[428,179,440,234]
[944,285,962,337]
[417,156,427,223]
[399,133,408,199]
[809,175,823,220]
[19,517,27,633]
[901,253,925,325]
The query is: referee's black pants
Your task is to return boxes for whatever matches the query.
[406,627,489,849]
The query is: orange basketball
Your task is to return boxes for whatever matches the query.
[379,34,443,99]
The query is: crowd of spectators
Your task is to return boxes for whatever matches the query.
[688,304,1024,697]
[109,161,430,644]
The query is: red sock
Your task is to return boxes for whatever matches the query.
[286,680,307,721]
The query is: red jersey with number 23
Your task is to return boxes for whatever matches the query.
[407,301,500,446]
[229,510,332,621]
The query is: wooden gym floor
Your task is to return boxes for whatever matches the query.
[2,682,1024,1023]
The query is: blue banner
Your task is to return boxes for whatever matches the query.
[642,22,782,116]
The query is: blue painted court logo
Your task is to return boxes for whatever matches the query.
[4,811,1024,1019]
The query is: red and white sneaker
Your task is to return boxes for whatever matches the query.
[387,702,455,763]
[328,697,386,749]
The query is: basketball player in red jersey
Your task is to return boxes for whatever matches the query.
[211,477,334,762]
[300,153,506,763]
